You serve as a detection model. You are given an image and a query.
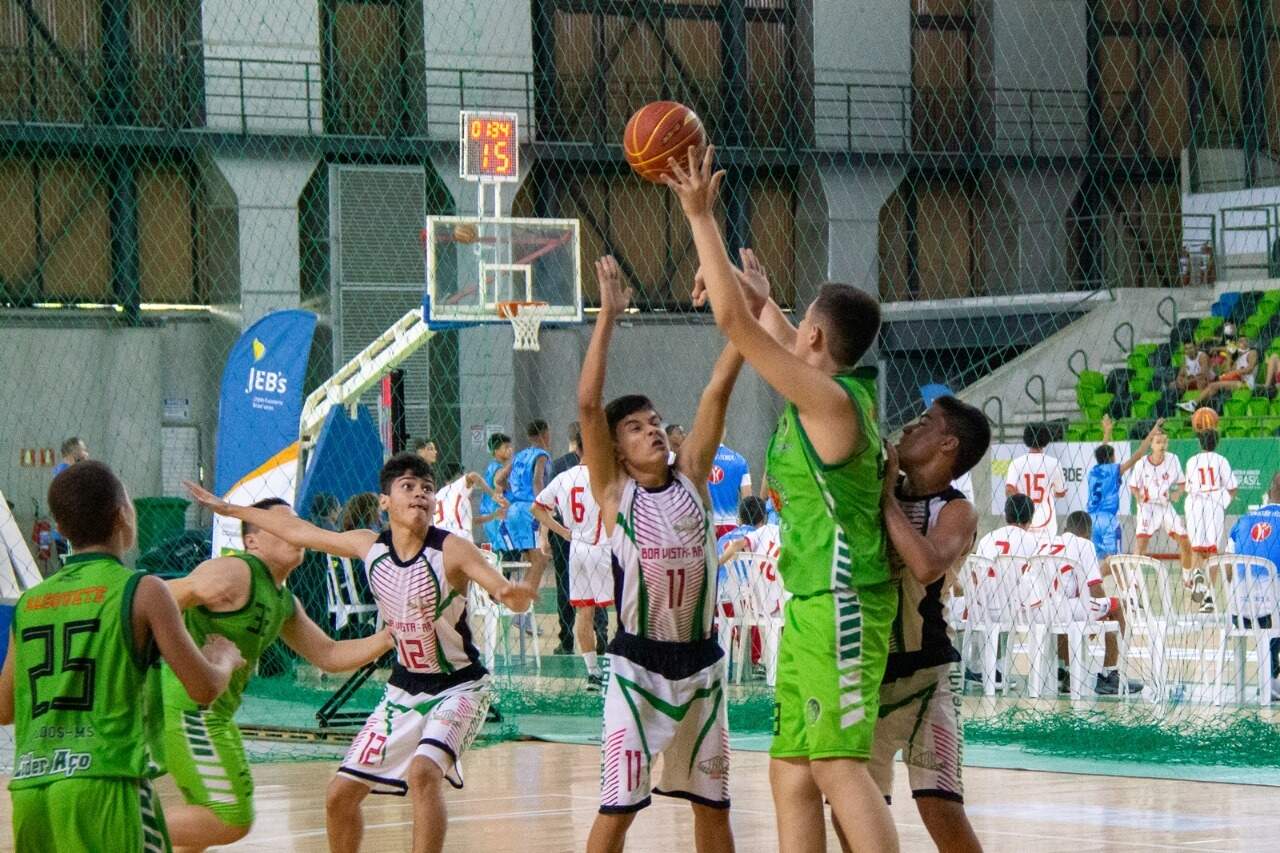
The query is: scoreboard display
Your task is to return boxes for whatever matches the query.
[459,111,519,182]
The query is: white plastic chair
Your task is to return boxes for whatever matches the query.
[1022,555,1125,701]
[1109,554,1202,704]
[324,555,379,632]
[715,561,751,682]
[957,554,1024,697]
[1206,554,1280,706]
[470,552,541,673]
[743,552,786,688]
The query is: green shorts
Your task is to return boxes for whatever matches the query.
[770,583,896,761]
[160,707,255,828]
[12,776,170,852]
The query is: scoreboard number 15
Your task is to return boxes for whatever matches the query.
[459,110,519,182]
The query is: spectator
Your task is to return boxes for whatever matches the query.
[52,437,88,477]
[480,433,514,554]
[412,437,439,466]
[708,436,752,539]
[1004,423,1067,543]
[339,492,381,532]
[1226,473,1280,700]
[308,492,341,530]
[1089,415,1161,567]
[547,423,587,654]
[716,496,768,669]
[1180,334,1258,411]
[1174,341,1212,394]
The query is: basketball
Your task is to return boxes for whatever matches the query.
[623,101,707,183]
[1191,406,1219,432]
[453,223,479,244]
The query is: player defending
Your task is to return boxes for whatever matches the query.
[0,461,243,852]
[185,453,536,853]
[1184,429,1238,612]
[1089,416,1162,567]
[533,463,612,689]
[667,150,899,851]
[1004,424,1067,544]
[1128,429,1191,575]
[160,498,396,852]
[580,256,743,853]
[856,396,990,853]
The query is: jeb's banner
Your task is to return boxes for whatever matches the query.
[212,309,317,554]
[989,442,1134,517]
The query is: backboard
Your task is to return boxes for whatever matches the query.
[424,215,582,326]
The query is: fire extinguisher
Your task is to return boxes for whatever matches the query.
[31,517,52,562]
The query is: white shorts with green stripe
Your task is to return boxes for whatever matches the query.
[869,663,964,803]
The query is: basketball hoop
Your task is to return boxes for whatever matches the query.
[497,300,550,351]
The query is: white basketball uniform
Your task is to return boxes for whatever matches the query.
[535,464,612,606]
[339,529,489,793]
[434,475,474,542]
[599,468,729,814]
[958,524,1042,621]
[1004,452,1066,541]
[1129,453,1187,540]
[1023,532,1115,623]
[1184,451,1237,554]
[1184,353,1205,380]
[743,523,783,616]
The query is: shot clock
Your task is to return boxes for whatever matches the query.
[459,110,519,182]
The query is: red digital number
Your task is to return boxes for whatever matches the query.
[624,749,643,791]
[1198,467,1216,487]
[995,540,1010,555]
[570,487,587,524]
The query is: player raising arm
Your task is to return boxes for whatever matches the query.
[0,461,244,853]
[578,255,746,853]
[667,149,899,852]
[186,452,535,853]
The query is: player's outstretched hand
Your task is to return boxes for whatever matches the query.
[663,145,725,218]
[881,440,900,506]
[184,480,234,516]
[596,255,632,318]
[692,248,769,311]
[202,633,247,671]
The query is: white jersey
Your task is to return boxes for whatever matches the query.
[1004,452,1066,536]
[1129,453,1184,506]
[610,468,717,643]
[744,523,784,615]
[434,476,474,541]
[975,525,1041,567]
[1033,532,1102,600]
[535,464,603,545]
[1184,353,1205,378]
[1184,451,1237,509]
[364,529,481,679]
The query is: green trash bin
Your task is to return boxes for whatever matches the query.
[133,497,190,555]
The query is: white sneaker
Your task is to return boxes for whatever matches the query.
[1178,400,1197,413]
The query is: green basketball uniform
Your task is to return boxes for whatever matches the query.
[765,369,895,759]
[158,550,295,827]
[9,553,171,852]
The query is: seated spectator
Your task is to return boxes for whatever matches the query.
[339,492,381,532]
[1181,334,1258,411]
[716,496,769,669]
[1174,341,1212,394]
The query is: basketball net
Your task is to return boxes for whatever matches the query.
[497,301,550,352]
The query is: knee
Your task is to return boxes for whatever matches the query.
[691,803,731,829]
[407,757,444,794]
[326,776,367,815]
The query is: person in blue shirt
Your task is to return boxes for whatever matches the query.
[506,419,552,578]
[1088,416,1161,564]
[707,439,752,538]
[49,437,88,557]
[481,432,514,555]
[1227,471,1280,698]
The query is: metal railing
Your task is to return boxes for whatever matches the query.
[1218,204,1280,279]
[1067,349,1089,378]
[1024,374,1048,424]
[982,395,1006,441]
[1113,321,1134,357]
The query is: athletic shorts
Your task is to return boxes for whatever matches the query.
[771,583,896,761]
[1090,512,1122,559]
[1028,595,1117,623]
[161,707,254,827]
[1136,503,1186,540]
[338,677,491,794]
[504,502,539,551]
[483,518,515,552]
[869,664,964,803]
[12,777,170,853]
[1185,494,1226,554]
[599,635,729,813]
[569,541,613,607]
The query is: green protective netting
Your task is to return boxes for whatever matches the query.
[4,0,1280,782]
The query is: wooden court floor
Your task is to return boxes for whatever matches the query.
[0,740,1271,851]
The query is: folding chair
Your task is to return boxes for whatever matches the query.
[1023,555,1125,700]
[957,554,1024,697]
[1110,554,1201,704]
[1206,554,1280,706]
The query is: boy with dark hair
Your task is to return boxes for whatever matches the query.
[480,433,514,554]
[668,151,898,850]
[412,438,439,466]
[580,256,743,852]
[185,452,536,853]
[1088,416,1162,565]
[1005,422,1067,544]
[1,461,243,852]
[161,497,394,852]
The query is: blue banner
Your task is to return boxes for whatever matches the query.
[295,406,383,525]
[212,309,316,552]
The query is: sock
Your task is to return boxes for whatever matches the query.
[583,651,600,676]
[1103,666,1116,676]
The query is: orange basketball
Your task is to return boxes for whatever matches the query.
[453,223,479,244]
[1191,406,1219,433]
[623,101,707,184]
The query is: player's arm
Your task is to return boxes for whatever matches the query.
[1120,419,1164,475]
[0,630,15,724]
[280,601,393,673]
[882,444,978,585]
[532,501,571,541]
[167,556,251,611]
[444,535,537,612]
[693,248,797,349]
[1051,462,1067,499]
[533,455,548,495]
[718,537,748,566]
[133,575,244,705]
[578,256,629,526]
[679,342,746,484]
[666,148,860,463]
[494,462,512,494]
[1004,458,1020,498]
[467,471,507,507]
[184,481,376,560]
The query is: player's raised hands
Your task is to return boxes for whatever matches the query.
[663,144,725,218]
[184,480,235,515]
[595,255,632,318]
[692,248,769,311]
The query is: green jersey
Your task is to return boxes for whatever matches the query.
[765,368,888,595]
[10,553,158,789]
[161,551,294,717]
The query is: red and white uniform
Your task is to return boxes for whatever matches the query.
[434,475,474,542]
[1129,453,1187,540]
[1024,532,1115,623]
[743,523,783,615]
[1004,452,1067,541]
[961,524,1041,620]
[536,464,612,607]
[1184,451,1237,554]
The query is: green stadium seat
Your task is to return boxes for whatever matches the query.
[1065,422,1090,442]
[1223,399,1248,418]
[1247,398,1270,418]
[1262,290,1280,307]
[1083,426,1104,442]
[1243,320,1263,339]
[1222,420,1251,439]
[1133,366,1156,388]
[1231,386,1254,402]
[1263,417,1280,434]
[1180,390,1200,404]
[1126,352,1149,372]
[1129,398,1155,419]
[1076,370,1105,392]
[1082,392,1113,421]
[1163,420,1189,439]
[1112,420,1133,440]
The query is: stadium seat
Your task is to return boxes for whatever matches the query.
[1105,368,1131,396]
[1211,292,1240,319]
[1107,396,1131,419]
[1232,291,1262,325]
[1171,317,1200,348]
[1248,398,1270,418]
[1223,398,1248,419]
[1126,352,1149,372]
[1221,420,1250,438]
[1065,422,1090,442]
[1231,386,1254,403]
[1130,396,1156,419]
[1129,369,1156,395]
[1083,392,1113,421]
[1163,419,1189,439]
